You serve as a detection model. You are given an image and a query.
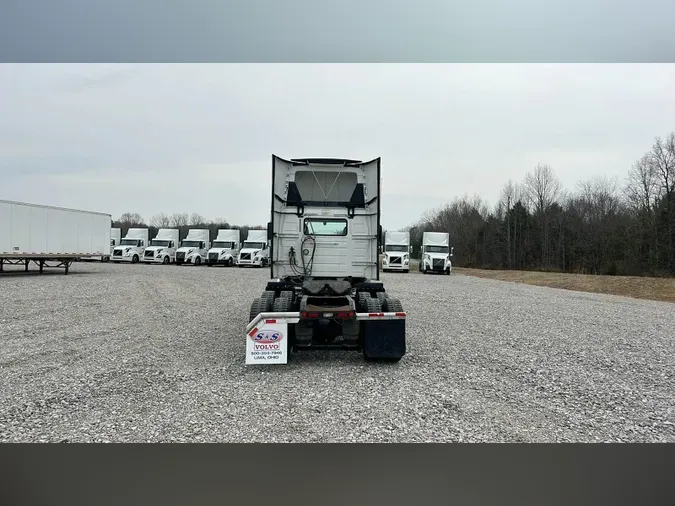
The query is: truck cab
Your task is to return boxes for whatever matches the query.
[175,229,210,266]
[142,228,180,265]
[244,156,407,365]
[419,231,453,275]
[237,230,269,268]
[112,228,150,263]
[111,228,121,254]
[382,231,410,273]
[207,229,241,267]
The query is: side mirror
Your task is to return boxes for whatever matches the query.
[450,247,454,257]
[267,222,273,241]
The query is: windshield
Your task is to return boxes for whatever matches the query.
[304,218,348,236]
[386,245,408,253]
[181,240,202,248]
[243,242,265,249]
[151,240,171,247]
[425,245,449,254]
[120,239,140,246]
[212,241,234,249]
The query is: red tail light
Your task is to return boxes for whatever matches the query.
[336,311,355,319]
[265,319,277,324]
[301,311,320,319]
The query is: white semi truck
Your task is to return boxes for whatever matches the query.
[112,228,150,263]
[244,156,407,365]
[382,230,411,273]
[419,231,453,275]
[111,228,121,253]
[175,229,210,266]
[237,229,269,268]
[0,199,111,275]
[206,229,240,267]
[142,228,180,265]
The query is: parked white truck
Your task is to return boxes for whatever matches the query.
[142,228,180,265]
[111,228,121,253]
[237,229,269,268]
[419,231,453,275]
[0,199,111,275]
[207,229,240,267]
[382,231,411,273]
[175,229,210,266]
[111,228,149,264]
[245,156,407,365]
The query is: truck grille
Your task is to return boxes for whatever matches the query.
[433,258,445,270]
[209,253,219,261]
[390,256,402,264]
[176,252,185,262]
[113,248,123,256]
[240,253,251,260]
[144,250,154,258]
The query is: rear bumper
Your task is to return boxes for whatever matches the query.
[245,311,406,365]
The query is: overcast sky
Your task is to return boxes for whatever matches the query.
[1,64,674,230]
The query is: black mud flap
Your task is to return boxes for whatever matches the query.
[362,320,406,361]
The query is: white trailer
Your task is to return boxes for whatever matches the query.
[0,199,111,275]
[111,228,150,263]
[175,229,210,266]
[80,226,121,263]
[206,229,240,267]
[142,228,180,265]
[245,156,407,365]
[419,231,453,275]
[237,229,269,268]
[382,231,410,273]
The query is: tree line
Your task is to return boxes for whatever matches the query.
[111,212,265,243]
[113,131,675,277]
[406,132,675,277]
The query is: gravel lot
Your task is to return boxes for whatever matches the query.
[1,261,674,442]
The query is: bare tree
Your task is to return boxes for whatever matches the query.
[650,134,675,269]
[523,163,562,267]
[117,212,145,227]
[189,213,206,226]
[625,154,660,214]
[150,213,171,228]
[170,213,189,227]
[523,163,562,215]
[499,179,519,268]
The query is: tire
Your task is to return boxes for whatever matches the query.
[260,290,276,312]
[228,257,234,267]
[365,297,382,313]
[163,256,170,265]
[273,296,290,312]
[249,298,263,322]
[194,256,201,266]
[357,292,371,312]
[383,297,403,313]
[131,255,139,264]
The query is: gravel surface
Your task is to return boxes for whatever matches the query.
[1,261,674,442]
